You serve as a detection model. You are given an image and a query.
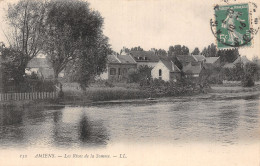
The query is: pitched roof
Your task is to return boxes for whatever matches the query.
[223,56,251,68]
[107,54,120,63]
[223,63,234,68]
[176,55,196,66]
[129,51,159,62]
[107,54,136,64]
[160,59,181,72]
[205,57,220,64]
[27,58,50,68]
[192,54,206,62]
[183,63,202,75]
[117,54,136,64]
[233,56,251,64]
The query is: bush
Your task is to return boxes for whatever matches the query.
[139,77,198,97]
[241,75,255,87]
[128,65,153,83]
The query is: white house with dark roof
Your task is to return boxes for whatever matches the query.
[151,59,181,81]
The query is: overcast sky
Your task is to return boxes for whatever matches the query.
[0,0,259,59]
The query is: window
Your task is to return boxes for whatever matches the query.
[159,69,162,80]
[110,68,116,75]
[118,68,121,75]
[159,69,162,76]
[144,57,148,60]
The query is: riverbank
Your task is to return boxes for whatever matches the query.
[1,82,260,107]
[60,83,260,106]
[61,81,202,105]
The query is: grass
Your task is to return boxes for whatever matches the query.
[85,87,149,101]
[62,82,150,102]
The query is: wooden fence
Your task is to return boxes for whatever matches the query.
[0,91,58,101]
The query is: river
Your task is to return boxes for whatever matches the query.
[0,95,259,149]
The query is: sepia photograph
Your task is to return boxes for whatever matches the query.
[0,0,259,165]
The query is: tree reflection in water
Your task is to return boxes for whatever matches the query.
[79,114,109,147]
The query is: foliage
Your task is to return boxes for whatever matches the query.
[241,75,254,87]
[221,62,244,81]
[242,63,258,87]
[168,45,189,56]
[139,77,198,97]
[244,63,258,77]
[221,62,258,87]
[71,35,112,90]
[120,46,144,54]
[128,65,153,83]
[150,48,167,56]
[130,46,143,51]
[24,79,56,92]
[0,44,25,86]
[218,49,239,63]
[191,47,200,55]
[201,43,217,57]
[197,43,240,64]
[43,0,108,82]
[5,0,47,74]
[207,69,223,84]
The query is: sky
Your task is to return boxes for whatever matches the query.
[0,0,259,59]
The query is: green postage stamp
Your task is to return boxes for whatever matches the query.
[213,3,251,49]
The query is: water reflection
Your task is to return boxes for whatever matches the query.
[51,109,109,148]
[79,115,109,146]
[0,96,259,148]
[0,106,25,148]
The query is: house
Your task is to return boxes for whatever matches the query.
[99,54,137,81]
[126,50,160,68]
[205,57,221,66]
[223,56,251,68]
[151,59,181,81]
[26,58,64,79]
[174,55,203,77]
[192,54,206,63]
[182,62,202,78]
[176,55,197,67]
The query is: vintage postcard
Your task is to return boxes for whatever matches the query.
[0,0,259,166]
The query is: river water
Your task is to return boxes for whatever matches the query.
[0,96,259,149]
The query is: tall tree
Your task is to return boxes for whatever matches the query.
[191,47,200,55]
[218,49,240,63]
[131,46,143,51]
[43,0,106,81]
[71,34,112,90]
[201,43,217,57]
[168,45,189,56]
[5,0,47,74]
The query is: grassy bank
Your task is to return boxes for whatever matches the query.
[63,86,150,103]
[62,81,201,104]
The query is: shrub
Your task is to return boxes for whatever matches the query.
[128,65,153,83]
[241,75,255,87]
